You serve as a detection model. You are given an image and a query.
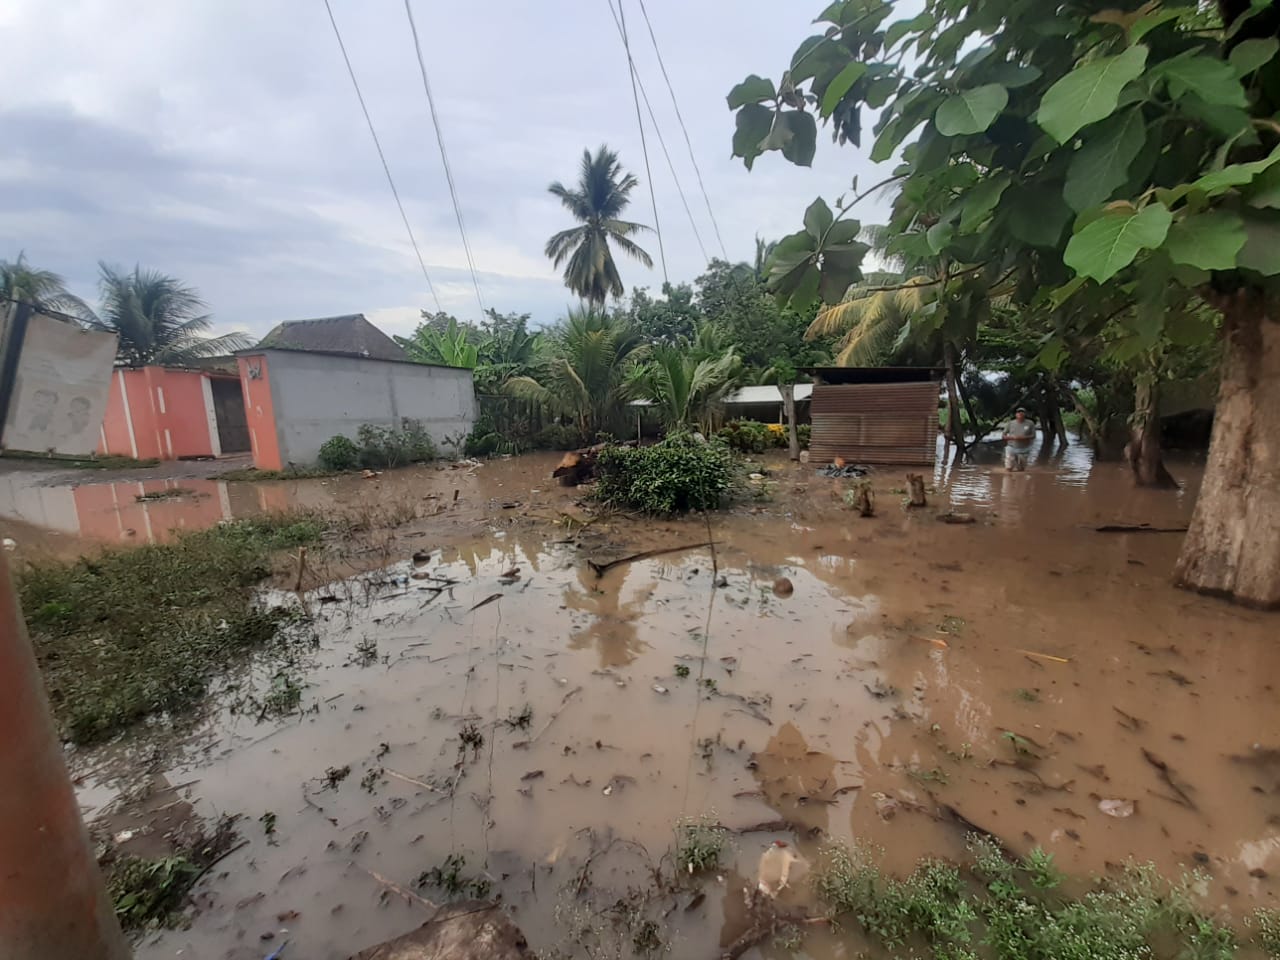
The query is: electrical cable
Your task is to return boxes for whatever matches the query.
[322,0,442,312]
[403,0,487,317]
[614,0,668,285]
[635,0,728,260]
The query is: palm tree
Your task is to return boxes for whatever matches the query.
[88,264,251,365]
[805,273,937,365]
[545,146,653,305]
[0,252,91,319]
[629,339,742,433]
[506,308,647,439]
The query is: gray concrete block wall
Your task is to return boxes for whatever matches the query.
[263,350,475,465]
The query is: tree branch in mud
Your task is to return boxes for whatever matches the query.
[587,542,716,578]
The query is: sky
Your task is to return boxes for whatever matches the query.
[0,0,896,342]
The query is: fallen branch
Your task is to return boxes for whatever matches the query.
[1140,749,1198,811]
[588,542,716,578]
[190,839,250,887]
[514,686,583,748]
[1095,524,1189,533]
[384,768,443,793]
[350,862,437,909]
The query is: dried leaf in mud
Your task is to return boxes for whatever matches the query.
[1099,798,1136,818]
[468,593,503,612]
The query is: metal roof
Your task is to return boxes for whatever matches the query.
[724,384,813,404]
[253,314,407,362]
[803,366,942,385]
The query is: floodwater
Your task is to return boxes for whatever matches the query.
[8,438,1280,958]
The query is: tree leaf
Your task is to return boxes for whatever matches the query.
[1037,45,1149,144]
[864,75,900,108]
[985,62,1042,88]
[825,219,862,245]
[1004,186,1072,248]
[934,84,1008,136]
[820,62,868,118]
[1155,52,1247,107]
[778,111,818,167]
[732,104,773,169]
[1237,209,1280,276]
[727,75,777,110]
[886,12,934,49]
[960,173,1011,232]
[1230,37,1279,77]
[926,220,954,254]
[1191,148,1280,196]
[1129,8,1181,43]
[1063,202,1172,282]
[1063,107,1147,213]
[818,243,868,304]
[803,198,834,239]
[1246,164,1280,209]
[1164,210,1246,271]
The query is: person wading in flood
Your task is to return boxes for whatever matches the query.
[1003,407,1036,471]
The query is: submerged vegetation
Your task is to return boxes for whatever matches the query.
[20,514,323,743]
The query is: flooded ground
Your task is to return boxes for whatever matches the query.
[6,438,1280,958]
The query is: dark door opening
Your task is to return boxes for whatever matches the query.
[210,377,250,454]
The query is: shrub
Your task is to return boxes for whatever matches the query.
[596,435,735,514]
[717,420,772,453]
[318,435,359,470]
[357,418,436,468]
[798,423,811,449]
[675,814,729,873]
[532,423,584,450]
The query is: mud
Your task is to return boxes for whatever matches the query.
[7,440,1280,957]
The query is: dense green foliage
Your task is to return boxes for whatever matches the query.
[21,515,322,743]
[596,436,735,514]
[718,420,787,453]
[354,419,436,468]
[815,837,1271,960]
[318,434,360,470]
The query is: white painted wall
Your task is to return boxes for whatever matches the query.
[261,350,476,465]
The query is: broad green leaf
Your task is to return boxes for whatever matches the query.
[790,36,843,85]
[1038,45,1149,144]
[1063,202,1172,281]
[1063,107,1147,213]
[791,263,822,307]
[727,75,776,110]
[985,62,1042,89]
[886,12,934,49]
[1005,186,1072,248]
[825,219,862,244]
[820,62,868,118]
[1192,148,1280,196]
[1130,8,1182,43]
[959,173,1011,232]
[926,219,954,253]
[1035,338,1069,371]
[732,104,773,169]
[1049,276,1087,307]
[1177,93,1253,140]
[1246,164,1280,209]
[870,115,908,163]
[1164,210,1246,271]
[1230,37,1279,77]
[1165,309,1214,346]
[1226,0,1274,40]
[934,84,1008,136]
[865,76,899,108]
[804,198,834,239]
[1155,52,1247,107]
[779,110,818,166]
[1237,209,1280,275]
[770,230,814,259]
[818,242,868,303]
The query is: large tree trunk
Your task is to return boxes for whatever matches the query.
[1044,381,1069,447]
[1063,384,1101,445]
[1125,375,1177,487]
[1174,294,1280,608]
[781,383,800,461]
[943,342,964,447]
[957,371,981,447]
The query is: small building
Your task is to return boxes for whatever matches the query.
[804,366,943,465]
[98,361,249,460]
[721,384,814,424]
[236,314,476,470]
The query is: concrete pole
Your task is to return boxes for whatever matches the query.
[0,553,131,960]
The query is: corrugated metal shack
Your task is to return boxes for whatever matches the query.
[804,367,943,465]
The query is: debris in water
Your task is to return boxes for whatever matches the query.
[468,593,503,612]
[412,550,432,565]
[521,770,544,781]
[756,840,803,898]
[1095,523,1189,533]
[937,512,976,524]
[1017,649,1071,664]
[818,463,870,478]
[1141,749,1198,810]
[587,541,716,578]
[772,577,794,598]
[652,684,669,695]
[1099,798,1136,818]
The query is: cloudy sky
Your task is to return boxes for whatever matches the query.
[0,0,894,341]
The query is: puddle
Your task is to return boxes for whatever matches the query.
[43,439,1278,958]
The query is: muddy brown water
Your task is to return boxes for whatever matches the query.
[7,442,1280,957]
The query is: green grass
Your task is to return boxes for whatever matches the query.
[674,814,729,874]
[814,837,1261,960]
[0,451,160,469]
[20,514,325,743]
[213,465,342,481]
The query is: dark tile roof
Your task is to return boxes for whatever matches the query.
[255,314,406,362]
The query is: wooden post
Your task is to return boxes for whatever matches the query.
[906,473,927,508]
[0,554,131,960]
[781,383,800,461]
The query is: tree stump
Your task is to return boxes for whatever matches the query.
[906,473,927,508]
[853,482,874,517]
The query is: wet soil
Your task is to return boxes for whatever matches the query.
[9,441,1280,957]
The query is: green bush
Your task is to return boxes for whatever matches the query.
[717,420,774,453]
[318,434,359,470]
[798,423,811,449]
[596,435,735,514]
[357,418,436,468]
[532,423,584,450]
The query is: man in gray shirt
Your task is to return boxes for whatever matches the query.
[1003,407,1036,471]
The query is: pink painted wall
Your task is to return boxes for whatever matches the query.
[237,354,283,470]
[98,367,218,460]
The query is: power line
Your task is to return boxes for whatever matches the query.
[604,0,708,263]
[614,0,668,286]
[635,0,728,260]
[403,0,487,317]
[322,0,442,313]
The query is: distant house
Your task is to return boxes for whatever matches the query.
[237,314,475,470]
[256,314,408,362]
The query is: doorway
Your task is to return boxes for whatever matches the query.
[210,377,250,454]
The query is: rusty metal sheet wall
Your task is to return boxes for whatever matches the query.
[809,381,939,465]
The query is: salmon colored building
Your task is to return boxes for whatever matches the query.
[97,364,250,461]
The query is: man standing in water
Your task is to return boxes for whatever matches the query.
[1003,407,1036,471]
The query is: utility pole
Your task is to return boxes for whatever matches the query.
[0,553,130,960]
